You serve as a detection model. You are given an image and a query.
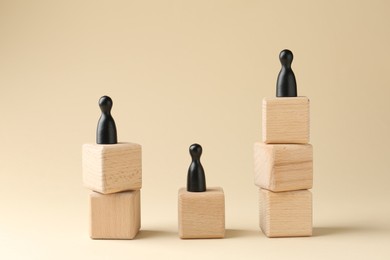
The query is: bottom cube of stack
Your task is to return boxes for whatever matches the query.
[259,188,312,237]
[90,190,140,239]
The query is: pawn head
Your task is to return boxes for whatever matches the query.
[279,49,293,67]
[189,143,202,158]
[99,96,113,113]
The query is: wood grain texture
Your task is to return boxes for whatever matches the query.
[82,142,142,194]
[178,187,225,239]
[254,142,313,192]
[262,97,310,144]
[259,188,312,237]
[90,190,140,239]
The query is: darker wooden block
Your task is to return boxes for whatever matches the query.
[254,142,313,192]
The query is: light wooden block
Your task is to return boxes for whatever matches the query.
[178,187,225,239]
[90,190,140,239]
[82,142,142,194]
[262,96,310,144]
[259,188,312,237]
[254,142,313,192]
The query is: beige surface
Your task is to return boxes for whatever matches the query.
[263,97,310,144]
[82,142,142,194]
[90,190,140,239]
[178,187,225,239]
[1,0,390,259]
[260,188,312,237]
[254,143,313,192]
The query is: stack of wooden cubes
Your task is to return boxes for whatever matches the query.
[82,143,142,239]
[254,96,313,237]
[82,96,142,239]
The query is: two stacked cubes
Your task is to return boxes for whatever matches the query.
[254,97,313,237]
[82,143,142,239]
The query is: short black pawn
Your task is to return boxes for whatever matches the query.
[276,49,297,97]
[187,143,206,192]
[96,96,117,144]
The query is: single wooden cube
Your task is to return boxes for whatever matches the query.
[254,142,313,192]
[259,188,312,237]
[90,190,140,239]
[82,142,142,194]
[178,187,225,239]
[262,96,310,144]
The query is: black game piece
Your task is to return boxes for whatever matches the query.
[96,96,118,144]
[276,49,297,97]
[187,144,206,192]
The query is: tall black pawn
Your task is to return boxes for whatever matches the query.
[187,143,206,192]
[276,49,297,97]
[96,96,118,144]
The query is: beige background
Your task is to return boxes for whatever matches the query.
[1,0,390,259]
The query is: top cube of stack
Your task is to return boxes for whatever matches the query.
[262,97,309,144]
[82,142,142,194]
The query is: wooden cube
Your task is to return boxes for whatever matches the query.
[259,188,312,237]
[90,190,140,239]
[254,142,313,192]
[82,142,142,194]
[262,97,309,144]
[178,187,225,239]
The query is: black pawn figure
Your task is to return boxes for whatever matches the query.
[187,144,206,192]
[276,49,297,97]
[96,96,118,144]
